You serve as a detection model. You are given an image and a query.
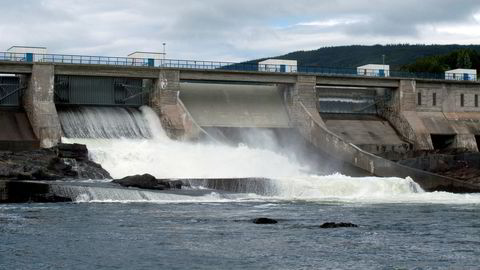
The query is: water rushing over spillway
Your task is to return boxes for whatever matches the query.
[59,106,480,204]
[59,107,152,139]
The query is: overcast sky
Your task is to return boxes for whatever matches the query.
[1,0,480,61]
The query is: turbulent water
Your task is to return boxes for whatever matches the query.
[2,106,480,269]
[58,106,480,205]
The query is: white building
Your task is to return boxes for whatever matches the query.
[6,46,47,61]
[128,51,165,67]
[357,64,390,77]
[445,68,477,81]
[258,59,297,73]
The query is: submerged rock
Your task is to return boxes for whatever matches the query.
[112,174,185,190]
[0,143,111,181]
[319,222,358,228]
[252,217,278,224]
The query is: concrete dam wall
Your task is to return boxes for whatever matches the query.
[179,82,290,128]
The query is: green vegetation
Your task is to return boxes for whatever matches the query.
[401,49,480,73]
[256,44,480,72]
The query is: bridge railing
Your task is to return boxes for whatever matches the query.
[0,51,477,82]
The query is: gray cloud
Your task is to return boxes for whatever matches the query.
[0,0,479,61]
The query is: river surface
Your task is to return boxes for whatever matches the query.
[1,199,479,269]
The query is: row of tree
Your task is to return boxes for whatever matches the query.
[259,44,480,70]
[401,49,480,73]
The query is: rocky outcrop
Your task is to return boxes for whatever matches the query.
[112,174,185,190]
[0,143,111,180]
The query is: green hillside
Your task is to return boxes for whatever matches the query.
[257,44,480,70]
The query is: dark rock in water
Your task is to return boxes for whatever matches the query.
[112,174,185,190]
[0,180,73,203]
[0,143,111,181]
[252,217,278,224]
[319,222,358,228]
[56,143,88,160]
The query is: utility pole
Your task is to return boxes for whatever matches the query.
[163,43,166,59]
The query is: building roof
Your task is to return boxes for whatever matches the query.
[7,46,47,50]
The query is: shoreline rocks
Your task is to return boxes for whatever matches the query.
[0,143,111,181]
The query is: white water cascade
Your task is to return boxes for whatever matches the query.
[58,106,480,204]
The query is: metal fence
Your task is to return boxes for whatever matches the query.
[0,51,478,81]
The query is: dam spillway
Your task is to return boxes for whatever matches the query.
[179,82,291,128]
[53,104,440,203]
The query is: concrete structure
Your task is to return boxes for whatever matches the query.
[357,64,390,77]
[445,68,477,81]
[128,51,165,67]
[7,46,47,62]
[1,58,480,190]
[22,64,62,147]
[258,59,297,73]
[179,83,290,128]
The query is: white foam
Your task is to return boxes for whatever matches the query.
[60,106,480,205]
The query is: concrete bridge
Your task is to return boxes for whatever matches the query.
[1,55,480,191]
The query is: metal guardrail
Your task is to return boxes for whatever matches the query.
[0,52,478,81]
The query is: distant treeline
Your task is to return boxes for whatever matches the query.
[255,44,480,72]
[401,49,480,73]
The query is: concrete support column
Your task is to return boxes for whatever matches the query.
[23,64,62,148]
[288,75,317,126]
[380,79,433,150]
[150,69,201,139]
[452,134,478,151]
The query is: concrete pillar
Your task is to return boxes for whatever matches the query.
[150,69,201,139]
[23,64,62,148]
[379,79,433,150]
[288,75,317,126]
[150,69,180,110]
[452,134,478,151]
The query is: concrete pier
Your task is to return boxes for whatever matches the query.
[23,64,62,147]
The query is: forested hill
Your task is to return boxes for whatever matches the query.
[258,44,480,69]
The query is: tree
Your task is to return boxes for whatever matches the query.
[456,50,472,69]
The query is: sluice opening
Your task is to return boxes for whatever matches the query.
[430,134,456,150]
[475,135,480,151]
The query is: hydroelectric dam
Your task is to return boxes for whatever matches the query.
[1,52,480,194]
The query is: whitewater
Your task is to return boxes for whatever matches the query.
[59,106,480,204]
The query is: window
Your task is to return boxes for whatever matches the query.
[475,94,478,107]
[417,92,422,105]
[432,93,436,106]
[460,94,464,107]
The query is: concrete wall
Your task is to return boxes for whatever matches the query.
[150,70,202,139]
[179,82,290,128]
[293,102,480,192]
[23,64,62,147]
[413,82,480,151]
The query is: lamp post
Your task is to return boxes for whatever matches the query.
[162,43,166,65]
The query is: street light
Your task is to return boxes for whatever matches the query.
[162,43,166,63]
